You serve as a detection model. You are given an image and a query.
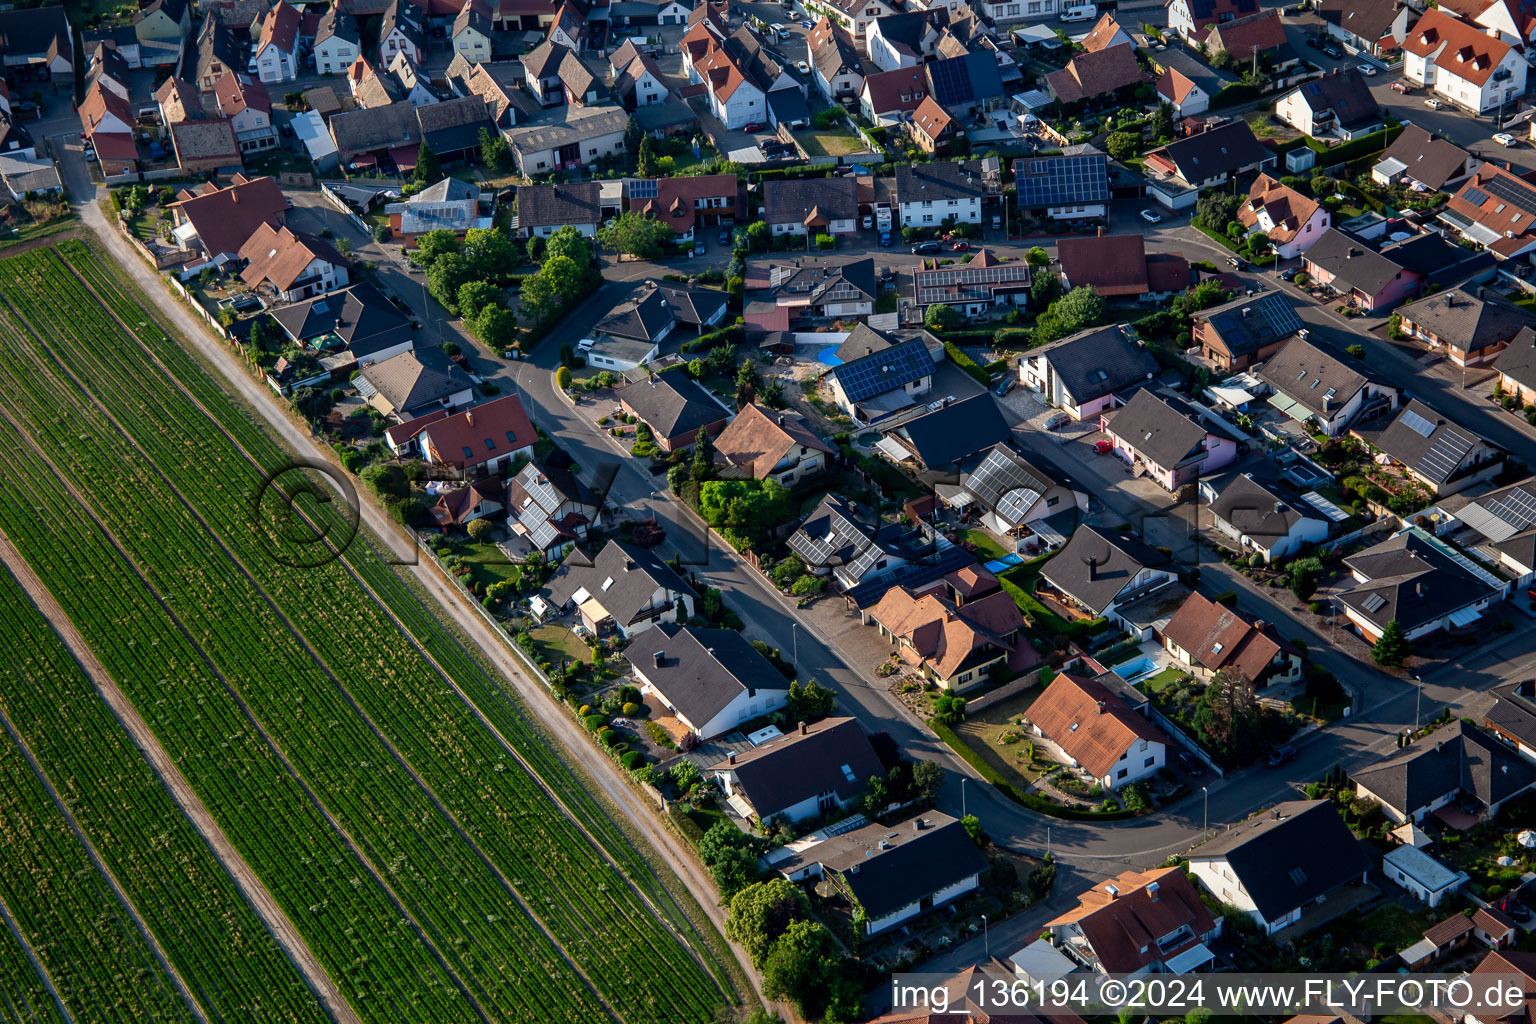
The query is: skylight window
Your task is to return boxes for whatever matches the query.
[841,764,857,782]
[1211,642,1224,654]
[1288,867,1307,885]
[601,576,614,591]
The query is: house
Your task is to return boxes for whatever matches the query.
[910,249,1031,316]
[452,0,494,63]
[457,60,538,128]
[654,283,730,334]
[252,1,301,83]
[859,66,929,125]
[1161,591,1304,691]
[815,0,893,39]
[1275,69,1383,141]
[429,478,504,528]
[212,72,277,154]
[1336,527,1505,643]
[269,282,416,369]
[1191,289,1304,371]
[1256,335,1398,437]
[1445,476,1536,589]
[680,18,766,129]
[1040,524,1177,626]
[1046,44,1146,107]
[239,224,350,302]
[1011,154,1110,222]
[617,374,731,451]
[952,443,1086,549]
[188,15,239,93]
[79,82,134,145]
[773,812,985,935]
[387,178,493,245]
[329,100,421,168]
[503,104,629,176]
[1100,388,1239,492]
[1018,324,1159,420]
[608,0,694,27]
[0,148,59,199]
[613,49,671,109]
[154,76,203,126]
[1300,228,1420,314]
[1494,326,1536,404]
[347,57,404,109]
[1483,678,1536,762]
[379,0,426,67]
[907,96,955,154]
[712,718,884,825]
[167,118,242,173]
[1318,0,1411,58]
[749,259,878,325]
[1205,472,1330,563]
[506,459,601,558]
[1143,122,1274,211]
[1082,13,1134,52]
[1354,720,1536,824]
[1166,0,1258,40]
[894,160,985,228]
[879,393,1013,476]
[417,96,496,165]
[725,24,803,103]
[713,404,835,486]
[514,181,601,239]
[1156,67,1210,119]
[763,177,861,237]
[1404,8,1526,115]
[356,347,475,420]
[537,539,695,637]
[314,6,360,73]
[0,6,73,79]
[923,52,1002,118]
[1443,165,1536,260]
[1383,845,1468,908]
[1353,400,1504,497]
[1044,866,1221,975]
[623,174,743,243]
[1188,800,1374,935]
[387,52,441,109]
[587,290,670,370]
[626,625,790,738]
[84,25,141,71]
[1372,125,1479,192]
[167,174,287,259]
[809,18,864,103]
[133,0,190,54]
[1238,176,1330,260]
[788,492,919,590]
[867,10,941,71]
[86,43,132,100]
[1202,8,1293,62]
[1028,672,1170,789]
[826,334,936,422]
[865,583,1029,691]
[1056,233,1165,301]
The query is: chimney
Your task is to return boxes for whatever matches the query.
[1097,226,1104,237]
[799,720,807,735]
[1105,883,1120,899]
[1416,582,1423,597]
[866,346,873,355]
[231,189,239,204]
[777,414,785,426]
[1254,620,1267,631]
[728,752,737,765]
[1088,555,1098,580]
[1148,881,1160,902]
[465,411,474,427]
[652,650,664,668]
[914,817,926,831]
[1095,699,1105,715]
[1347,247,1358,258]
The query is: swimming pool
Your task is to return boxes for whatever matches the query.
[1114,655,1159,683]
[983,554,1023,573]
[817,346,843,367]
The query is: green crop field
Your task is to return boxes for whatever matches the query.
[0,240,740,1024]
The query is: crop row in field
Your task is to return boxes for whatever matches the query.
[0,240,733,1023]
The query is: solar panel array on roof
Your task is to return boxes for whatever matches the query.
[843,545,977,608]
[628,178,659,199]
[1361,592,1386,613]
[1014,154,1110,208]
[914,262,1030,305]
[1463,186,1491,206]
[832,337,935,402]
[1460,486,1536,542]
[1483,174,1536,218]
[1399,407,1436,437]
[929,57,970,105]
[1416,426,1473,483]
[962,447,1047,527]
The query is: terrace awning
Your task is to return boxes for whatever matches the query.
[1448,605,1483,628]
[1163,942,1215,975]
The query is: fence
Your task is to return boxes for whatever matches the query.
[103,166,193,186]
[1145,705,1225,778]
[965,668,1044,716]
[320,180,371,234]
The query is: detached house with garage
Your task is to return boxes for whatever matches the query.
[864,583,1030,692]
[1019,324,1159,420]
[1040,524,1177,629]
[1354,720,1536,826]
[1100,388,1240,492]
[859,66,929,125]
[626,625,791,739]
[1045,43,1146,107]
[357,347,474,420]
[1028,672,1170,790]
[1398,289,1535,368]
[506,460,601,559]
[1336,527,1505,643]
[1275,68,1384,141]
[1404,8,1526,115]
[239,223,349,302]
[1189,800,1374,935]
[1238,176,1330,260]
[618,374,731,451]
[1353,399,1504,497]
[1156,67,1210,119]
[1166,0,1258,41]
[1256,335,1400,437]
[1161,591,1304,692]
[1044,866,1222,975]
[763,176,860,237]
[713,404,834,487]
[826,334,936,422]
[1191,289,1305,371]
[1317,0,1411,59]
[1143,121,1274,212]
[711,718,885,825]
[537,540,696,637]
[1204,471,1330,563]
[1373,125,1480,193]
[417,395,537,478]
[1443,165,1536,260]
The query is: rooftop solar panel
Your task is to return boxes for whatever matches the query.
[1462,186,1491,205]
[1483,174,1536,218]
[1361,592,1386,613]
[1399,407,1437,438]
[628,178,659,199]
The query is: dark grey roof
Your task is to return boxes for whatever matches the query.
[761,176,858,226]
[269,281,414,359]
[598,288,674,342]
[1040,524,1170,616]
[316,4,359,44]
[515,181,602,229]
[380,0,425,50]
[1289,69,1381,131]
[1183,0,1258,20]
[831,336,936,403]
[1302,228,1406,297]
[357,347,471,413]
[1363,399,1485,485]
[833,322,901,362]
[888,393,1011,470]
[711,718,884,820]
[788,493,907,581]
[1255,335,1378,423]
[0,6,70,64]
[1192,800,1373,924]
[329,100,420,156]
[1382,232,1494,289]
[1378,125,1471,191]
[768,258,877,306]
[767,88,811,125]
[959,443,1070,527]
[924,52,1001,108]
[543,539,693,629]
[726,25,788,92]
[1494,326,1536,390]
[1353,721,1536,817]
[872,10,931,52]
[624,625,791,728]
[1104,389,1212,469]
[619,374,730,440]
[811,22,859,82]
[1195,290,1303,359]
[895,160,986,205]
[1032,324,1159,405]
[1318,0,1405,45]
[632,99,698,132]
[1151,121,1271,184]
[417,95,496,154]
[1337,527,1501,631]
[1486,679,1536,753]
[1210,473,1316,539]
[1400,289,1535,355]
[1011,154,1110,209]
[659,284,728,326]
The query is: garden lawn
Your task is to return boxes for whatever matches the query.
[456,539,523,586]
[953,690,1052,792]
[799,131,867,158]
[1357,904,1441,951]
[957,527,1010,560]
[529,625,590,667]
[1140,665,1185,692]
[0,211,78,250]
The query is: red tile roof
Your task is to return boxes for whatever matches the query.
[1156,66,1201,104]
[713,403,833,479]
[910,95,952,143]
[1404,8,1514,87]
[861,66,928,117]
[257,0,301,54]
[1047,866,1218,973]
[866,586,1027,679]
[1028,672,1169,778]
[420,394,537,472]
[1161,591,1295,685]
[1046,42,1145,104]
[79,82,133,136]
[1081,12,1128,51]
[213,71,271,117]
[1238,172,1324,246]
[1447,164,1536,257]
[629,173,741,237]
[90,131,139,162]
[1202,9,1288,59]
[168,174,288,258]
[240,223,349,291]
[1057,233,1149,296]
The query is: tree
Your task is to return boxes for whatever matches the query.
[456,280,502,319]
[1106,131,1140,162]
[735,358,760,408]
[413,142,442,185]
[698,822,761,899]
[746,220,771,252]
[785,678,836,721]
[1193,190,1240,233]
[637,136,659,178]
[426,251,474,311]
[479,126,512,171]
[932,693,965,726]
[469,305,518,350]
[463,227,518,281]
[1030,270,1061,311]
[1199,670,1260,756]
[413,229,461,268]
[555,366,573,390]
[466,518,495,543]
[1032,285,1108,345]
[725,879,809,964]
[1025,246,1049,267]
[1288,556,1324,601]
[1372,619,1414,667]
[1152,101,1175,142]
[526,234,546,262]
[1310,173,1338,198]
[1208,47,1233,69]
[910,758,944,804]
[961,813,988,847]
[924,302,962,332]
[543,224,591,268]
[539,254,587,305]
[624,116,643,160]
[596,211,673,259]
[760,919,856,1022]
[691,428,716,481]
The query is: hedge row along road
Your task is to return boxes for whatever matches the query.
[0,239,740,1024]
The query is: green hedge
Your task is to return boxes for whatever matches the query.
[930,721,1139,820]
[945,341,990,386]
[679,323,743,353]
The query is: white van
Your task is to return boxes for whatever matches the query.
[1060,3,1096,21]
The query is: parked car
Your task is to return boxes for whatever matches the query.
[995,377,1017,397]
[743,122,765,132]
[770,22,786,34]
[1139,208,1162,224]
[862,214,874,229]
[1321,42,1343,57]
[911,241,941,254]
[1093,439,1113,454]
[1176,752,1205,776]
[796,60,810,73]
[694,240,706,255]
[1356,62,1377,76]
[1495,132,1518,147]
[1227,256,1245,269]
[951,240,970,251]
[1391,81,1412,94]
[1044,411,1070,430]
[879,231,892,246]
[1426,97,1445,109]
[1267,745,1298,768]
[800,19,812,26]
[1503,900,1533,922]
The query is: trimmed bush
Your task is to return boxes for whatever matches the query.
[621,701,641,716]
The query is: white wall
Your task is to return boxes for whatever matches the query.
[899,196,981,226]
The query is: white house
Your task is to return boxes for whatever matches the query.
[1039,525,1178,635]
[537,539,695,638]
[251,1,301,83]
[977,0,1058,23]
[1204,472,1331,562]
[894,160,983,227]
[1166,0,1259,41]
[681,20,767,129]
[1028,672,1168,790]
[810,19,864,103]
[815,0,893,39]
[626,626,790,739]
[239,224,350,303]
[452,0,494,64]
[711,718,883,824]
[1018,324,1160,421]
[1274,68,1383,141]
[379,0,426,68]
[1404,9,1526,115]
[1383,846,1468,909]
[1335,528,1504,645]
[866,11,938,72]
[313,7,360,74]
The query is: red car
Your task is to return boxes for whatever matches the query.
[743,122,764,133]
[951,241,971,251]
[1093,440,1113,455]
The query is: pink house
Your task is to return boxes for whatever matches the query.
[1301,227,1421,315]
[1101,388,1238,491]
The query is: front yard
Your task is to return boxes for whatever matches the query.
[798,130,868,158]
[952,690,1053,792]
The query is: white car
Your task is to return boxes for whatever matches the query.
[770,22,786,34]
[1426,97,1445,109]
[1495,132,1518,147]
[1356,62,1377,76]
[1139,208,1162,224]
[796,59,810,73]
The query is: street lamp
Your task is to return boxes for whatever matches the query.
[961,776,968,819]
[1415,674,1422,730]
[791,622,799,667]
[1202,785,1209,841]
[981,914,990,959]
